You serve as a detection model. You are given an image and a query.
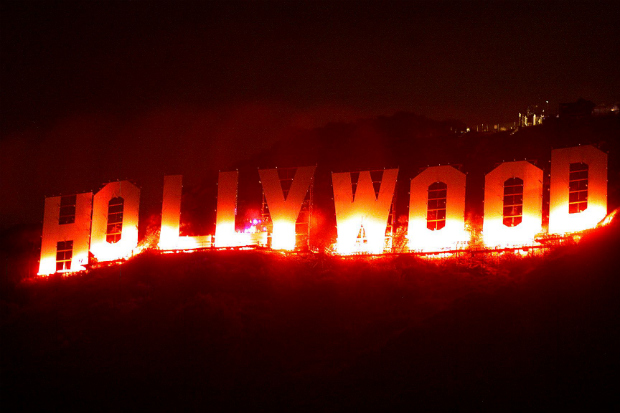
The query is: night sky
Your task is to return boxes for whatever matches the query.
[1,1,619,228]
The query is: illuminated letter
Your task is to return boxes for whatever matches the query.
[549,145,607,234]
[90,180,140,261]
[38,192,92,275]
[259,166,316,250]
[408,165,468,252]
[483,161,543,247]
[332,169,398,254]
[159,175,183,250]
[159,175,212,250]
[215,171,239,248]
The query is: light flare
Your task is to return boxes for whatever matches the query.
[90,226,140,262]
[549,203,608,235]
[336,217,388,254]
[482,213,542,248]
[159,225,213,250]
[215,219,238,248]
[407,218,469,252]
[598,208,618,228]
[271,221,297,250]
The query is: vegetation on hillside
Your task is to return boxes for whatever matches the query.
[2,219,619,411]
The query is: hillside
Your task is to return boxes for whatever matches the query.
[2,219,619,411]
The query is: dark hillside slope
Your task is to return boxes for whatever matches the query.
[334,223,620,411]
[2,221,620,411]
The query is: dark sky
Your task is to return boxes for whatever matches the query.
[1,1,619,228]
[2,1,619,130]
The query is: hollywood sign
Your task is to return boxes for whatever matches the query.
[38,145,608,275]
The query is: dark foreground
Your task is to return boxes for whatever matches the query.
[2,225,620,412]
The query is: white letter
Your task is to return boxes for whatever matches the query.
[408,165,468,252]
[90,180,140,261]
[483,161,543,247]
[259,166,315,250]
[549,145,607,234]
[159,175,212,250]
[215,171,239,247]
[332,169,398,254]
[38,192,92,275]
